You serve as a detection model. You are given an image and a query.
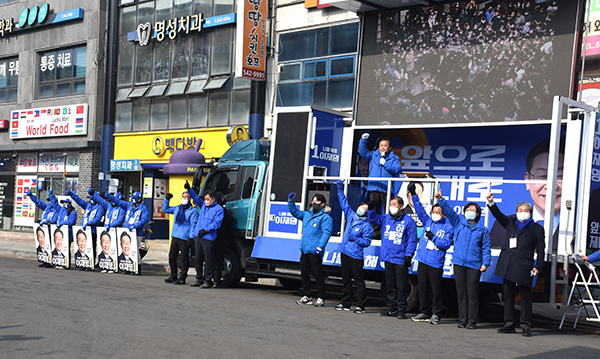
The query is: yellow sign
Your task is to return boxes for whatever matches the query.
[113,127,246,162]
[227,126,250,146]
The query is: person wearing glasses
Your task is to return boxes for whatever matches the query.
[490,138,564,250]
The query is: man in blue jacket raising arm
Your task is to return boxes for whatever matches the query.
[408,183,453,325]
[105,191,150,237]
[67,187,105,261]
[92,191,126,230]
[289,192,333,307]
[368,195,417,319]
[163,191,198,285]
[185,182,224,288]
[335,180,373,313]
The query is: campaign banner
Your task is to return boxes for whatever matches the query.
[50,224,70,268]
[34,224,51,264]
[308,109,345,177]
[267,203,299,234]
[587,114,600,253]
[10,104,88,139]
[97,228,118,272]
[356,124,564,247]
[116,228,139,274]
[73,226,94,270]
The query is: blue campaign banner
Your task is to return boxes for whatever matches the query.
[308,109,345,177]
[359,124,564,245]
[587,114,600,253]
[267,203,299,234]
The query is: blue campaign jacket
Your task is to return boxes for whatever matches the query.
[189,189,224,241]
[411,194,454,269]
[338,186,373,260]
[368,209,417,265]
[438,198,491,270]
[358,137,402,194]
[109,194,150,237]
[163,199,199,240]
[70,192,104,232]
[589,250,600,263]
[288,200,333,254]
[29,194,57,224]
[92,192,126,227]
[49,195,77,226]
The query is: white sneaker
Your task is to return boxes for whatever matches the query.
[101,270,108,273]
[335,304,350,311]
[296,296,313,305]
[314,298,325,307]
[107,271,115,274]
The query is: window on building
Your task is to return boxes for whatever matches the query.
[276,23,359,109]
[0,57,18,103]
[115,0,246,132]
[38,46,86,98]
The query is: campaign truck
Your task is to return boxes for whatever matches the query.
[195,98,599,311]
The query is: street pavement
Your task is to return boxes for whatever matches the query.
[2,255,600,359]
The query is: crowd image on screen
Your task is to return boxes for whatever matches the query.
[372,0,560,124]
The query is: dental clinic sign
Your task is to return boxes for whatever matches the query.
[128,13,237,46]
[10,104,88,139]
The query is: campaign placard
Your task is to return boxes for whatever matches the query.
[97,228,118,272]
[73,226,94,270]
[116,228,139,274]
[49,225,70,268]
[33,224,51,264]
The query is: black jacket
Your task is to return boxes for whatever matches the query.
[489,203,545,287]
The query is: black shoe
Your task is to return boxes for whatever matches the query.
[466,323,476,330]
[200,282,213,288]
[457,322,466,329]
[397,312,407,319]
[214,282,228,288]
[164,277,176,283]
[380,309,398,317]
[173,278,186,285]
[190,280,203,287]
[38,263,47,267]
[497,326,516,334]
[522,328,532,337]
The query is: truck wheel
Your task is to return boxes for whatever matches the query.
[279,278,302,290]
[221,247,242,288]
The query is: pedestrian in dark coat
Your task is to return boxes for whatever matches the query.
[486,192,545,337]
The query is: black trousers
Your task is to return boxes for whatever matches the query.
[454,264,481,325]
[418,262,444,317]
[502,279,533,330]
[340,253,366,308]
[213,236,227,283]
[368,191,388,215]
[169,237,190,280]
[195,236,215,282]
[300,252,326,299]
[384,261,409,313]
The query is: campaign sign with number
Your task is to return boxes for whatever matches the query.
[50,225,70,268]
[73,226,94,270]
[117,228,139,274]
[97,228,118,272]
[33,224,51,265]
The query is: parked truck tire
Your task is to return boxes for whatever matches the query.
[221,246,243,288]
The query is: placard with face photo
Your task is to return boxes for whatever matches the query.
[33,224,51,264]
[73,226,94,270]
[50,225,70,268]
[97,228,118,272]
[117,228,139,274]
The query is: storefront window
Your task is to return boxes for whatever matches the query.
[151,98,169,130]
[189,94,208,128]
[38,45,87,98]
[276,23,358,109]
[133,99,151,131]
[208,89,229,126]
[0,57,18,103]
[169,97,188,128]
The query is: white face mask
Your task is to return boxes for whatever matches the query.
[431,214,442,222]
[181,199,189,205]
[516,212,531,222]
[389,206,399,215]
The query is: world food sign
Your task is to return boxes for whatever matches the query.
[10,104,88,139]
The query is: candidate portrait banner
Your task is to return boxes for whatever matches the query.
[49,224,70,268]
[97,228,118,272]
[116,228,139,274]
[73,226,94,270]
[33,224,51,264]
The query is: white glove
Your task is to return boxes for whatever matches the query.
[361,133,370,140]
[380,157,386,165]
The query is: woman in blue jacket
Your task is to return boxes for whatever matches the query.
[288,192,333,308]
[163,191,198,285]
[336,180,373,314]
[409,184,454,325]
[436,189,491,330]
